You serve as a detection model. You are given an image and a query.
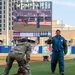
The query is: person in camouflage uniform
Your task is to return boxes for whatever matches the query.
[3,42,31,75]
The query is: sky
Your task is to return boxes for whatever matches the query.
[39,0,75,26]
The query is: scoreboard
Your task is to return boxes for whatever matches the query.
[13,1,52,37]
[13,32,51,37]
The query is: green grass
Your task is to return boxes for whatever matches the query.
[0,59,6,62]
[0,60,75,75]
[14,24,52,32]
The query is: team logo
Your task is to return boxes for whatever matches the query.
[61,39,63,42]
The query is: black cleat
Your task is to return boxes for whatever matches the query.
[60,72,64,75]
[52,71,55,74]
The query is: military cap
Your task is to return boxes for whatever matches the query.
[20,38,35,44]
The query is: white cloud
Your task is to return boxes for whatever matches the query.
[53,1,75,7]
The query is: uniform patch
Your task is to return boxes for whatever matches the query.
[61,39,63,42]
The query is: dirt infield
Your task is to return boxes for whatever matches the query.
[0,62,17,66]
[0,54,42,66]
[0,54,75,66]
[0,61,40,66]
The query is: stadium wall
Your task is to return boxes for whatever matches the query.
[0,46,75,54]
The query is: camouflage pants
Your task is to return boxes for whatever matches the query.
[3,52,31,75]
[25,64,31,75]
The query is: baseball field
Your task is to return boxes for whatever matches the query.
[0,56,75,75]
[13,22,52,32]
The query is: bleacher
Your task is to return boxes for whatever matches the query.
[13,9,51,22]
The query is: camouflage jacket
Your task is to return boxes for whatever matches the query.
[10,42,31,61]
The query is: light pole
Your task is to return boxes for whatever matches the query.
[6,0,9,45]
